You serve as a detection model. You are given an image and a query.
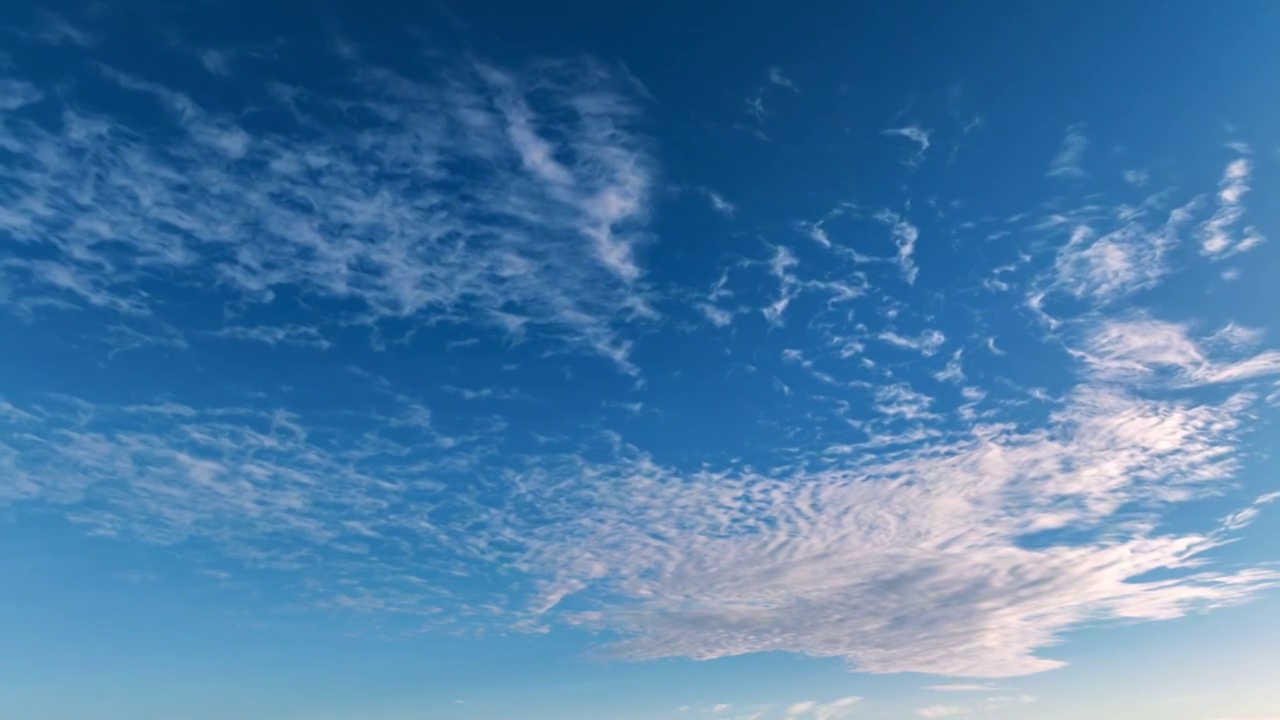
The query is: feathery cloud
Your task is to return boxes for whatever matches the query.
[0,47,656,371]
[1047,125,1087,178]
[884,125,932,166]
[1202,158,1265,257]
[768,67,799,92]
[917,706,967,718]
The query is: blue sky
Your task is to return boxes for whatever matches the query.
[2,2,1279,719]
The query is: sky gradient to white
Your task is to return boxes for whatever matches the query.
[1,2,1279,719]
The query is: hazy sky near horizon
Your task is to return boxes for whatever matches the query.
[2,2,1280,719]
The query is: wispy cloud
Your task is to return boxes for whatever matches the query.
[0,78,43,110]
[744,68,798,126]
[198,49,233,76]
[1081,315,1280,386]
[768,67,799,92]
[1123,169,1149,186]
[2,17,1279,694]
[1221,491,1280,531]
[1047,124,1087,178]
[786,697,860,720]
[1052,199,1197,303]
[916,706,968,718]
[705,189,737,217]
[874,210,921,284]
[210,325,333,349]
[763,245,800,325]
[32,12,98,47]
[883,125,932,166]
[1202,158,1265,258]
[878,329,946,356]
[933,350,965,383]
[0,44,656,371]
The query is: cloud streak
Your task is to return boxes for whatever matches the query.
[884,125,932,166]
[1047,125,1087,178]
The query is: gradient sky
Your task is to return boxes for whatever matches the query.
[2,2,1280,719]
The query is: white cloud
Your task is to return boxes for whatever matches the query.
[1123,169,1149,186]
[768,67,799,92]
[878,329,946,356]
[21,323,1278,680]
[199,49,232,76]
[517,377,1277,677]
[884,126,933,166]
[1048,125,1087,178]
[1208,323,1264,350]
[4,22,1280,693]
[874,210,921,284]
[0,50,656,372]
[786,697,860,720]
[933,350,965,384]
[1082,316,1280,386]
[917,706,968,718]
[873,382,937,419]
[763,246,800,325]
[210,325,332,349]
[0,78,43,110]
[1052,199,1197,303]
[706,190,737,216]
[1221,492,1280,531]
[698,303,736,328]
[1202,158,1265,257]
[981,694,1036,709]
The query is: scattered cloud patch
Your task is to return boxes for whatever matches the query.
[933,350,965,383]
[917,706,968,718]
[1123,169,1149,186]
[878,329,946,356]
[1202,159,1265,258]
[705,189,737,216]
[786,697,860,720]
[873,210,921,284]
[1047,125,1087,178]
[883,125,932,166]
[198,49,232,76]
[1051,200,1197,303]
[768,67,799,92]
